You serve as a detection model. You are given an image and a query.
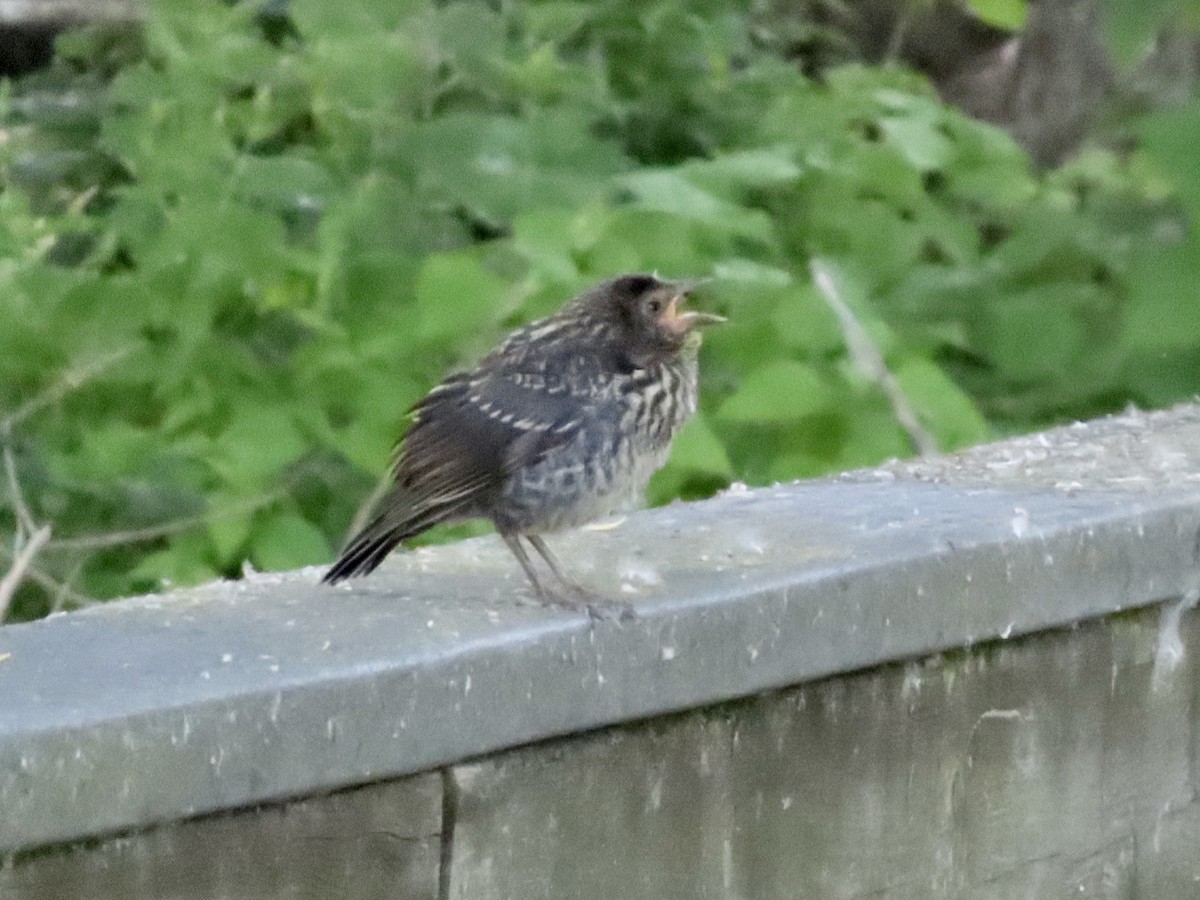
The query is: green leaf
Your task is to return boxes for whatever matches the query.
[212,404,307,490]
[414,252,514,346]
[229,156,335,212]
[411,110,627,224]
[289,0,426,36]
[666,412,733,477]
[616,170,775,243]
[712,259,793,288]
[571,205,721,279]
[835,406,915,469]
[424,2,505,80]
[893,356,990,450]
[1124,238,1200,351]
[940,115,1033,208]
[1100,0,1175,66]
[251,510,332,572]
[968,285,1094,381]
[878,115,955,173]
[128,531,220,592]
[512,209,583,282]
[681,147,803,195]
[1138,99,1200,220]
[769,284,846,355]
[965,0,1028,30]
[74,423,155,479]
[524,2,594,42]
[208,504,255,568]
[718,360,833,422]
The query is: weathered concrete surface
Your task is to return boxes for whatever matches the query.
[876,404,1200,492]
[0,773,442,900]
[448,602,1200,899]
[1,403,1200,893]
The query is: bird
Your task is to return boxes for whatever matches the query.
[322,272,725,615]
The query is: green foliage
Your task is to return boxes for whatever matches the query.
[1100,0,1186,66]
[965,0,1028,30]
[0,0,1198,618]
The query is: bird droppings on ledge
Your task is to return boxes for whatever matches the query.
[583,516,627,532]
[720,481,751,497]
[617,559,663,590]
[735,530,767,556]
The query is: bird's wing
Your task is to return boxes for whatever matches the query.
[397,367,603,511]
[323,367,599,583]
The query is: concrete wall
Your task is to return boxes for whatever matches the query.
[3,404,1200,897]
[445,604,1200,899]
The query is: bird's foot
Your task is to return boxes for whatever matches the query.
[541,584,636,622]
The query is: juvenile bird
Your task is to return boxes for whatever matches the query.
[322,273,724,614]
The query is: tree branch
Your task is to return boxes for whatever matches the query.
[0,540,95,614]
[0,344,137,435]
[0,524,52,622]
[46,488,286,552]
[810,258,938,457]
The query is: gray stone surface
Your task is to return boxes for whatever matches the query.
[876,404,1200,492]
[1,403,1200,864]
[0,773,442,900]
[447,603,1200,900]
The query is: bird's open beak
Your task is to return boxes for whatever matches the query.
[661,279,726,334]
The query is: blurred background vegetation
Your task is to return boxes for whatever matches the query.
[1,0,1199,620]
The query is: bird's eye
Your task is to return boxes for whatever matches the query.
[645,298,662,316]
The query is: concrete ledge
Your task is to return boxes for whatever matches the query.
[2,405,1200,862]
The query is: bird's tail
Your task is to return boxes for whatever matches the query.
[322,487,467,583]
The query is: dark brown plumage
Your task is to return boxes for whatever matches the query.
[323,273,723,613]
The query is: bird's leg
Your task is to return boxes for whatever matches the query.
[500,532,551,603]
[523,533,589,595]
[524,534,635,622]
[500,532,631,620]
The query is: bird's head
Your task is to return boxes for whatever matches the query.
[586,273,725,361]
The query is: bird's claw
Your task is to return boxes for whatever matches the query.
[584,599,637,623]
[538,584,636,622]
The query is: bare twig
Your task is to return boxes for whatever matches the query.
[883,6,911,67]
[3,443,36,534]
[46,517,206,551]
[67,185,99,217]
[46,487,286,551]
[1,436,53,620]
[810,258,938,457]
[0,344,138,435]
[0,523,52,621]
[0,344,299,612]
[0,541,95,611]
[50,557,87,615]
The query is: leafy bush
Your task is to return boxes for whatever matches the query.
[0,0,1196,619]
